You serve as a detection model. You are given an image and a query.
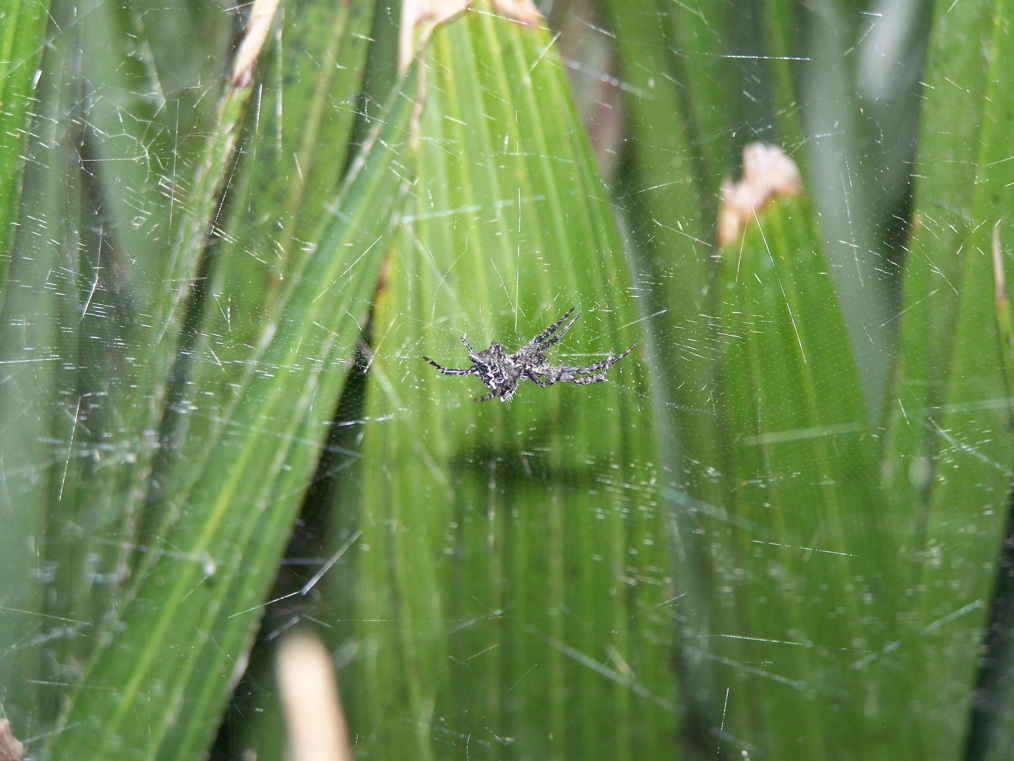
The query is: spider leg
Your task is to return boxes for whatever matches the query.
[423,356,473,375]
[528,306,578,350]
[570,343,636,376]
[525,372,556,387]
[473,390,497,402]
[526,364,580,386]
[535,344,636,386]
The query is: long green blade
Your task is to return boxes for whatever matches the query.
[885,0,1014,756]
[0,0,54,732]
[335,6,675,759]
[714,195,909,758]
[44,74,415,757]
[0,0,50,308]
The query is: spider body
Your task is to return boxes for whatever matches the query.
[423,307,635,402]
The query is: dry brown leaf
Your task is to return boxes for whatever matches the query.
[277,632,351,761]
[717,142,803,247]
[398,0,543,71]
[230,0,283,89]
[0,721,24,761]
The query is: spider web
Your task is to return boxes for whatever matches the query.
[4,2,1008,760]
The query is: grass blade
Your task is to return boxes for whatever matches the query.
[884,0,1014,755]
[337,5,675,759]
[714,190,910,758]
[44,70,416,758]
[0,0,50,311]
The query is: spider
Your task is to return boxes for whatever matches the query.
[423,307,635,402]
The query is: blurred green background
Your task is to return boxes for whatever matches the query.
[2,0,1013,759]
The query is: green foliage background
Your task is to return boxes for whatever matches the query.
[1,0,1012,760]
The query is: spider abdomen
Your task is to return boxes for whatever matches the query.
[471,343,520,401]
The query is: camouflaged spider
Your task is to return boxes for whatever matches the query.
[423,307,635,402]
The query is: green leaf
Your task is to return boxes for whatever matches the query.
[884,0,1014,755]
[44,39,417,761]
[0,0,54,729]
[11,0,237,662]
[336,7,675,759]
[596,1,813,736]
[0,0,51,308]
[147,0,377,527]
[713,197,911,758]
